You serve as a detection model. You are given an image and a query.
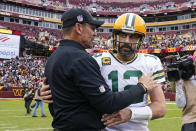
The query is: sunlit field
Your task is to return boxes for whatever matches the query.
[0,100,52,131]
[0,100,182,131]
[149,102,182,131]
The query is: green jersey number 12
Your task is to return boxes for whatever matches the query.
[108,70,144,104]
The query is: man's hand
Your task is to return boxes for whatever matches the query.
[101,109,131,127]
[139,73,159,92]
[40,77,53,103]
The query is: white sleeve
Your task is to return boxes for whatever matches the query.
[175,80,186,108]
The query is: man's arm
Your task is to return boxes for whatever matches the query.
[40,78,53,104]
[39,77,54,116]
[120,83,166,120]
[175,80,186,108]
[148,83,166,119]
[101,84,166,127]
[147,56,166,119]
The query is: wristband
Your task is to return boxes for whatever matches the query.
[130,106,152,120]
[138,82,147,93]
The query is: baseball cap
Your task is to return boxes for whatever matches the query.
[61,8,104,28]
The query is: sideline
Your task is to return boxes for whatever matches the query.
[5,128,53,131]
[0,98,23,101]
[166,101,176,104]
[155,117,181,121]
[0,126,18,129]
[0,98,178,103]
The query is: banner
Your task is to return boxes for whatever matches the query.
[0,33,20,59]
[186,46,194,51]
[138,46,196,54]
[12,88,23,97]
[138,50,148,53]
[0,87,23,98]
[167,48,176,52]
[153,49,161,53]
[0,29,12,34]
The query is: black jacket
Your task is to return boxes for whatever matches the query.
[45,39,145,130]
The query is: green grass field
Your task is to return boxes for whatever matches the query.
[149,102,182,131]
[0,100,182,131]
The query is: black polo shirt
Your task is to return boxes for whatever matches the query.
[45,39,146,130]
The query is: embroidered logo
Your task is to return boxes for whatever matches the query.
[99,85,106,93]
[77,15,83,22]
[102,57,111,66]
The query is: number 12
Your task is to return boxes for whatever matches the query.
[108,70,144,104]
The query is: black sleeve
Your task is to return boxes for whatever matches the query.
[48,103,54,117]
[72,55,146,114]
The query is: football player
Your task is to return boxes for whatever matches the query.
[40,13,166,131]
[95,13,166,131]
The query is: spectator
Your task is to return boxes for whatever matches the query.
[23,86,34,115]
[32,86,46,117]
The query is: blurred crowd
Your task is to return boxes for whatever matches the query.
[10,0,196,13]
[142,31,196,49]
[26,30,196,50]
[0,56,46,90]
[94,31,196,50]
[25,30,60,48]
[1,19,196,51]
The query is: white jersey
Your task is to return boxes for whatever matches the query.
[93,52,165,131]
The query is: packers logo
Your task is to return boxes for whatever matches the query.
[102,57,111,66]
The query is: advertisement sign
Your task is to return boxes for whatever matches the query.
[0,87,23,98]
[0,33,20,59]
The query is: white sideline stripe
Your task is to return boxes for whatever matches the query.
[0,126,17,129]
[0,116,31,118]
[0,110,23,112]
[155,117,181,121]
[167,109,181,110]
[166,102,176,104]
[6,128,53,131]
[0,98,23,99]
[0,124,9,125]
[23,128,53,131]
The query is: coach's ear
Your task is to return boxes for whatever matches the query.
[74,23,83,35]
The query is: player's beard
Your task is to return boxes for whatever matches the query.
[119,43,135,58]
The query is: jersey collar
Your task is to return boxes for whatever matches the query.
[109,52,138,65]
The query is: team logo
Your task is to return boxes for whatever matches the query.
[13,89,23,97]
[77,15,83,22]
[102,57,111,66]
[99,85,105,93]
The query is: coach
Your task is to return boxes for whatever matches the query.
[45,8,158,131]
